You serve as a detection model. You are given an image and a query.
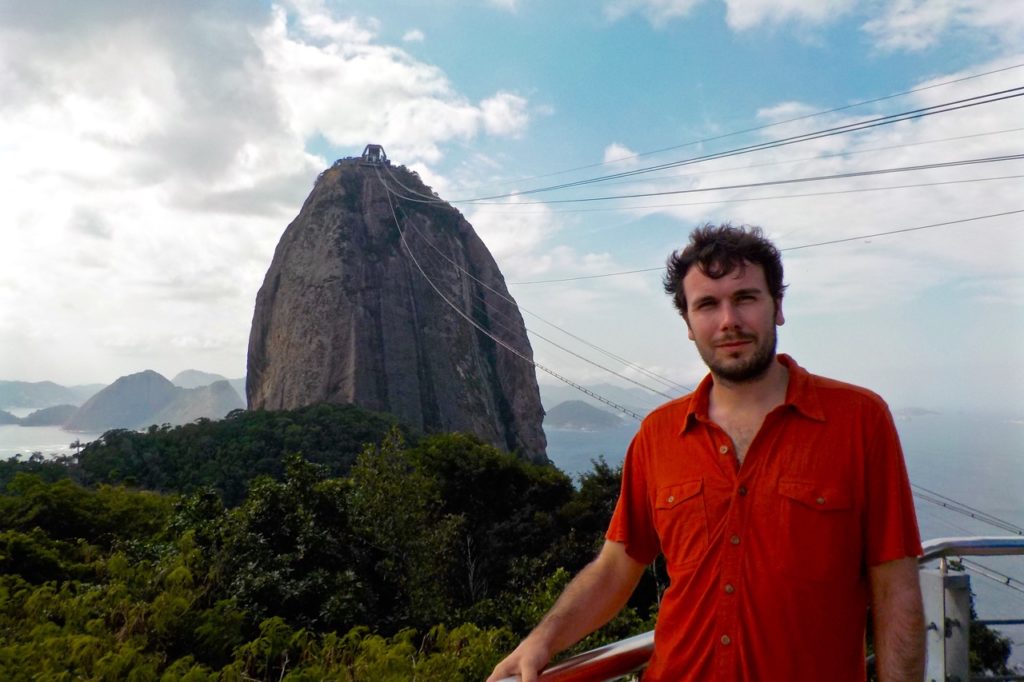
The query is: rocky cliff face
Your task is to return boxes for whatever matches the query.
[247,159,547,463]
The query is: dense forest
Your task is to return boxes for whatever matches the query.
[0,405,656,680]
[0,404,1011,679]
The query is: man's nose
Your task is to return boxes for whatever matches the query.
[719,302,742,329]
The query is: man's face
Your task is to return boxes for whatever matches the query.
[682,261,784,383]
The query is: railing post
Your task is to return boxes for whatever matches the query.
[921,568,971,682]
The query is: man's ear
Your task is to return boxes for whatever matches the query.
[774,299,785,326]
[683,313,695,340]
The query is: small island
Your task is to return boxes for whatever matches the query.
[545,400,624,432]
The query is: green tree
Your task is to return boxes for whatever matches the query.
[347,429,461,631]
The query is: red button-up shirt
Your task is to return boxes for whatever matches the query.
[606,355,921,681]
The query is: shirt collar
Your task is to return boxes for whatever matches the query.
[681,353,825,434]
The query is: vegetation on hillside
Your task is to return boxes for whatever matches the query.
[0,405,655,680]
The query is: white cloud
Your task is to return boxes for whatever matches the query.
[603,142,641,167]
[755,101,819,121]
[0,1,534,383]
[480,92,531,137]
[402,28,425,42]
[862,0,1024,52]
[256,5,531,164]
[723,0,857,30]
[604,0,706,26]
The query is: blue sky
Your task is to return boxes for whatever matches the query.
[1,0,1022,414]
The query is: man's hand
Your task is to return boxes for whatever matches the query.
[486,541,646,682]
[485,637,552,682]
[869,556,925,682]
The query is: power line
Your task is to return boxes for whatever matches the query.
[398,216,680,401]
[374,167,647,421]
[913,484,1024,536]
[388,127,1024,212]
[456,62,1024,193]
[574,127,1024,191]
[494,173,1024,216]
[961,559,1024,597]
[463,153,1024,205]
[385,181,693,397]
[378,170,694,397]
[509,210,1024,284]
[454,86,1024,202]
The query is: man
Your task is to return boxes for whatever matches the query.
[488,224,925,681]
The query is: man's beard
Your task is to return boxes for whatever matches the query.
[702,328,778,383]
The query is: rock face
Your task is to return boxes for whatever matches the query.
[247,158,548,462]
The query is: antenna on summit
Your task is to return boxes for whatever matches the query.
[361,144,388,165]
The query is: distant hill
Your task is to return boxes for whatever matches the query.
[20,404,78,426]
[0,410,19,425]
[229,378,246,403]
[545,400,624,431]
[151,380,244,425]
[172,370,247,407]
[65,371,245,432]
[538,382,685,416]
[0,380,104,409]
[65,371,180,431]
[172,369,228,389]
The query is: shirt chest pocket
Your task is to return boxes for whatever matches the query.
[654,478,709,573]
[773,478,859,583]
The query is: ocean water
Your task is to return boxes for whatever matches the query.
[0,424,102,459]
[546,411,1024,667]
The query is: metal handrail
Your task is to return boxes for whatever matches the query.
[495,536,1024,682]
[920,535,1024,562]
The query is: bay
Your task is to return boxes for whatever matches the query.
[0,424,102,459]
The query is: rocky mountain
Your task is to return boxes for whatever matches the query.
[545,400,624,431]
[64,371,244,431]
[65,371,180,431]
[247,156,547,463]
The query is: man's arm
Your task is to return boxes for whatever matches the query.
[869,556,925,682]
[486,540,647,682]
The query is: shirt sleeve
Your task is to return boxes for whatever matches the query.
[864,401,923,567]
[606,427,661,565]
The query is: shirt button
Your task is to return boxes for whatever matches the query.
[667,495,675,503]
[721,635,732,646]
[738,486,748,496]
[719,444,729,454]
[816,496,826,505]
[724,583,735,594]
[730,534,740,545]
